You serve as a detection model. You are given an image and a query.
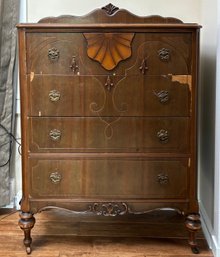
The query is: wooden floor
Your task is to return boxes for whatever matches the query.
[0,208,213,257]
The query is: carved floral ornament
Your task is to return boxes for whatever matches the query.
[101,3,119,15]
[83,33,135,70]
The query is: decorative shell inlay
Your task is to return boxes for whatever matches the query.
[83,33,134,70]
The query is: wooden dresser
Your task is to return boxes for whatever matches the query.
[17,4,201,254]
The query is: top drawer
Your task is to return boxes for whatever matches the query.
[26,32,192,75]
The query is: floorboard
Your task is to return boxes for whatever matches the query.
[0,208,213,257]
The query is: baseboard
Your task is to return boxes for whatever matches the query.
[199,201,220,256]
[13,190,22,210]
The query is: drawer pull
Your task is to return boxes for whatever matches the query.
[49,90,61,102]
[158,48,170,61]
[50,171,62,184]
[139,58,148,74]
[49,129,61,141]
[48,48,60,61]
[157,129,169,144]
[157,173,169,184]
[70,56,79,74]
[105,76,114,91]
[154,90,169,103]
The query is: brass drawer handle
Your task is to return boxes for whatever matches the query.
[48,47,60,61]
[49,129,61,141]
[50,171,62,184]
[154,90,169,103]
[49,90,61,102]
[70,56,79,74]
[158,48,170,61]
[105,76,114,91]
[157,129,169,144]
[139,57,148,74]
[157,173,169,185]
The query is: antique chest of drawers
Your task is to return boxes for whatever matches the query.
[17,4,201,254]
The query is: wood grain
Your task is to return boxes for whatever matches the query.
[0,209,213,256]
[17,4,201,253]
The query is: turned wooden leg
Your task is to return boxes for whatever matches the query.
[18,212,36,254]
[185,213,201,254]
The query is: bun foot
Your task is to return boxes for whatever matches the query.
[26,247,32,254]
[191,246,200,254]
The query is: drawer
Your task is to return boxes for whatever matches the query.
[29,117,189,153]
[28,75,190,117]
[126,33,192,76]
[29,158,188,199]
[26,33,87,75]
[114,75,191,117]
[26,33,191,75]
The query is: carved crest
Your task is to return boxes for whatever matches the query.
[101,3,119,15]
[83,33,134,70]
[90,202,128,216]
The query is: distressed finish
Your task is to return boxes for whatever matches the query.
[17,5,201,254]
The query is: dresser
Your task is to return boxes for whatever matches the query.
[17,4,201,254]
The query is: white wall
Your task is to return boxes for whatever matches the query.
[198,0,218,255]
[15,0,219,255]
[27,0,201,22]
[213,0,220,256]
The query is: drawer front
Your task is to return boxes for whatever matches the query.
[26,33,87,75]
[29,117,189,153]
[29,158,188,199]
[127,33,191,76]
[29,75,190,117]
[26,32,191,75]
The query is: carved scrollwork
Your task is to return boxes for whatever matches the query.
[37,203,184,217]
[158,48,170,61]
[139,58,148,74]
[49,89,61,102]
[48,47,60,61]
[157,129,169,144]
[157,174,169,184]
[154,90,169,103]
[101,3,119,15]
[50,171,62,184]
[89,202,128,216]
[49,129,61,141]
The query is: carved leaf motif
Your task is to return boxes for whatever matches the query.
[83,33,134,70]
[101,3,119,15]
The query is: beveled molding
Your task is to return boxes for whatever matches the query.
[36,202,184,217]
